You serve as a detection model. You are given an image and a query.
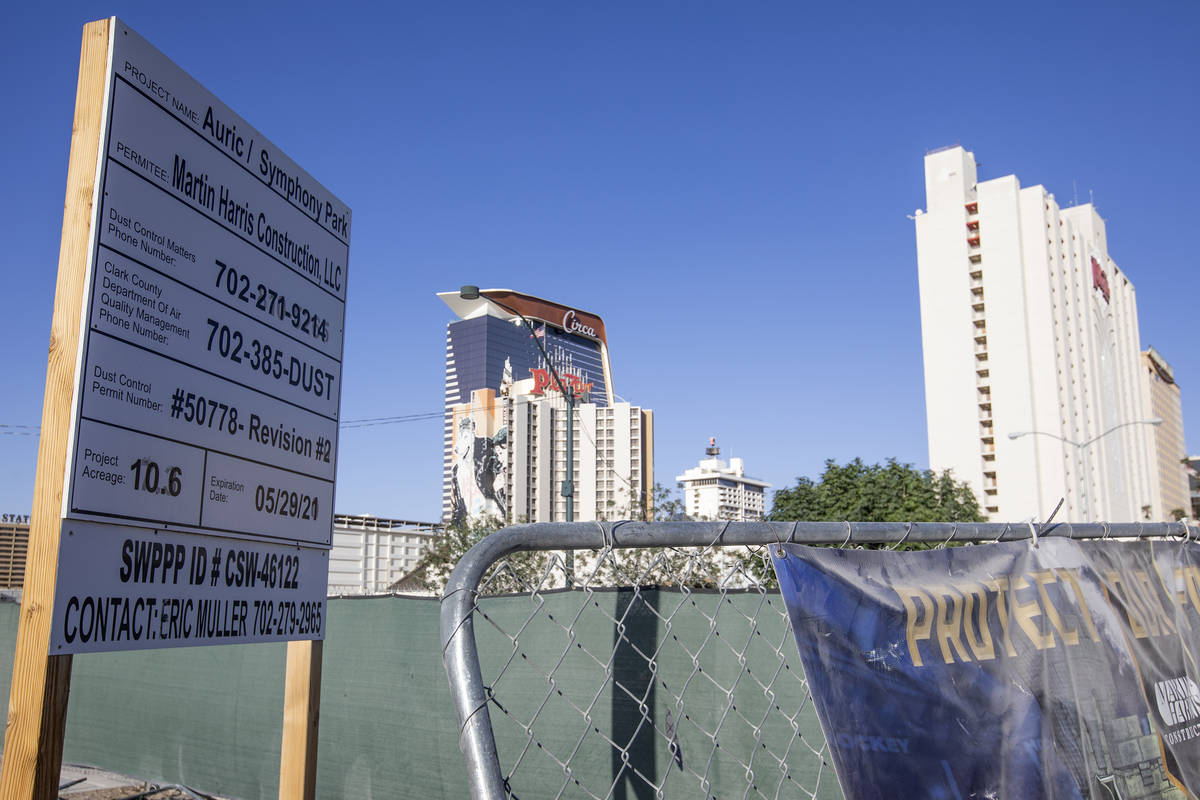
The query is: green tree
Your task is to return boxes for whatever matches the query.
[733,458,985,588]
[417,515,551,595]
[770,458,984,523]
[590,482,723,588]
[416,484,726,594]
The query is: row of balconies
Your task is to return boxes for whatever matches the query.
[966,202,980,248]
[971,205,995,505]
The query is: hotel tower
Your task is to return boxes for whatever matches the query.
[915,146,1161,522]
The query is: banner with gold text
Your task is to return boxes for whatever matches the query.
[771,539,1200,799]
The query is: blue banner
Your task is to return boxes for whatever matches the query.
[771,539,1200,799]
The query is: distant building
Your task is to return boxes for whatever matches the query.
[0,517,29,589]
[1187,457,1200,521]
[915,146,1158,522]
[675,439,770,521]
[1142,348,1189,520]
[327,514,440,595]
[502,379,651,523]
[450,382,653,524]
[440,289,653,525]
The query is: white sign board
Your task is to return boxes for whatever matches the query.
[54,521,327,652]
[51,19,349,653]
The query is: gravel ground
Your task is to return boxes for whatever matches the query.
[63,787,194,800]
[62,783,221,799]
[58,764,225,800]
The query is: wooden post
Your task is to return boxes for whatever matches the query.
[0,19,110,800]
[279,639,323,800]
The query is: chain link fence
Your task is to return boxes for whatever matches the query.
[441,520,1190,799]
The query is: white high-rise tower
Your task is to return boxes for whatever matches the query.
[914,146,1159,522]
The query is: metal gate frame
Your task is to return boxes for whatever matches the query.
[440,520,1194,799]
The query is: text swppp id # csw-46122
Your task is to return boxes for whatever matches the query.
[54,521,326,653]
[49,19,350,653]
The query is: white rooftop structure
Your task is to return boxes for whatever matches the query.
[675,439,770,521]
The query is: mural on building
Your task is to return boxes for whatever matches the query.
[449,386,508,526]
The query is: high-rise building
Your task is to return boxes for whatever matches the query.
[486,379,652,523]
[440,289,654,525]
[1187,457,1200,520]
[676,439,770,521]
[915,146,1159,522]
[1142,347,1189,520]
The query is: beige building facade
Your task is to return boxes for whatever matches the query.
[450,380,654,524]
[1142,348,1189,519]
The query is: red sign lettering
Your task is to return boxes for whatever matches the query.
[1091,256,1111,304]
[528,368,593,399]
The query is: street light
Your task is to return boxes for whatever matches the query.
[1007,418,1162,520]
[459,285,577,522]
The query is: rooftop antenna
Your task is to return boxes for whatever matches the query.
[1073,180,1078,207]
[1089,189,1094,206]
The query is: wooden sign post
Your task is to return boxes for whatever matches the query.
[0,20,108,799]
[280,639,324,800]
[2,19,350,800]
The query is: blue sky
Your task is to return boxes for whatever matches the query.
[2,2,1198,521]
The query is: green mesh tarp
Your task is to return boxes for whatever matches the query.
[472,588,840,799]
[0,592,839,799]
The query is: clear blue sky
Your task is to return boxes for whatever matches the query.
[3,2,1198,521]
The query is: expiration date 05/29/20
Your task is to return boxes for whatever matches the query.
[253,485,320,520]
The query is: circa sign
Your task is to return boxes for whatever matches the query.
[561,309,597,339]
[49,20,349,653]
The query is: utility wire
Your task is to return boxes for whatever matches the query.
[339,410,447,428]
[1,411,452,434]
[0,424,39,436]
[340,392,601,430]
[340,396,640,491]
[3,394,623,433]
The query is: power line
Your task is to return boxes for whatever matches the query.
[339,410,446,429]
[0,409,452,434]
[1,393,610,434]
[0,424,39,437]
[340,392,595,430]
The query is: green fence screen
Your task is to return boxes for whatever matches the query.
[0,592,835,799]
